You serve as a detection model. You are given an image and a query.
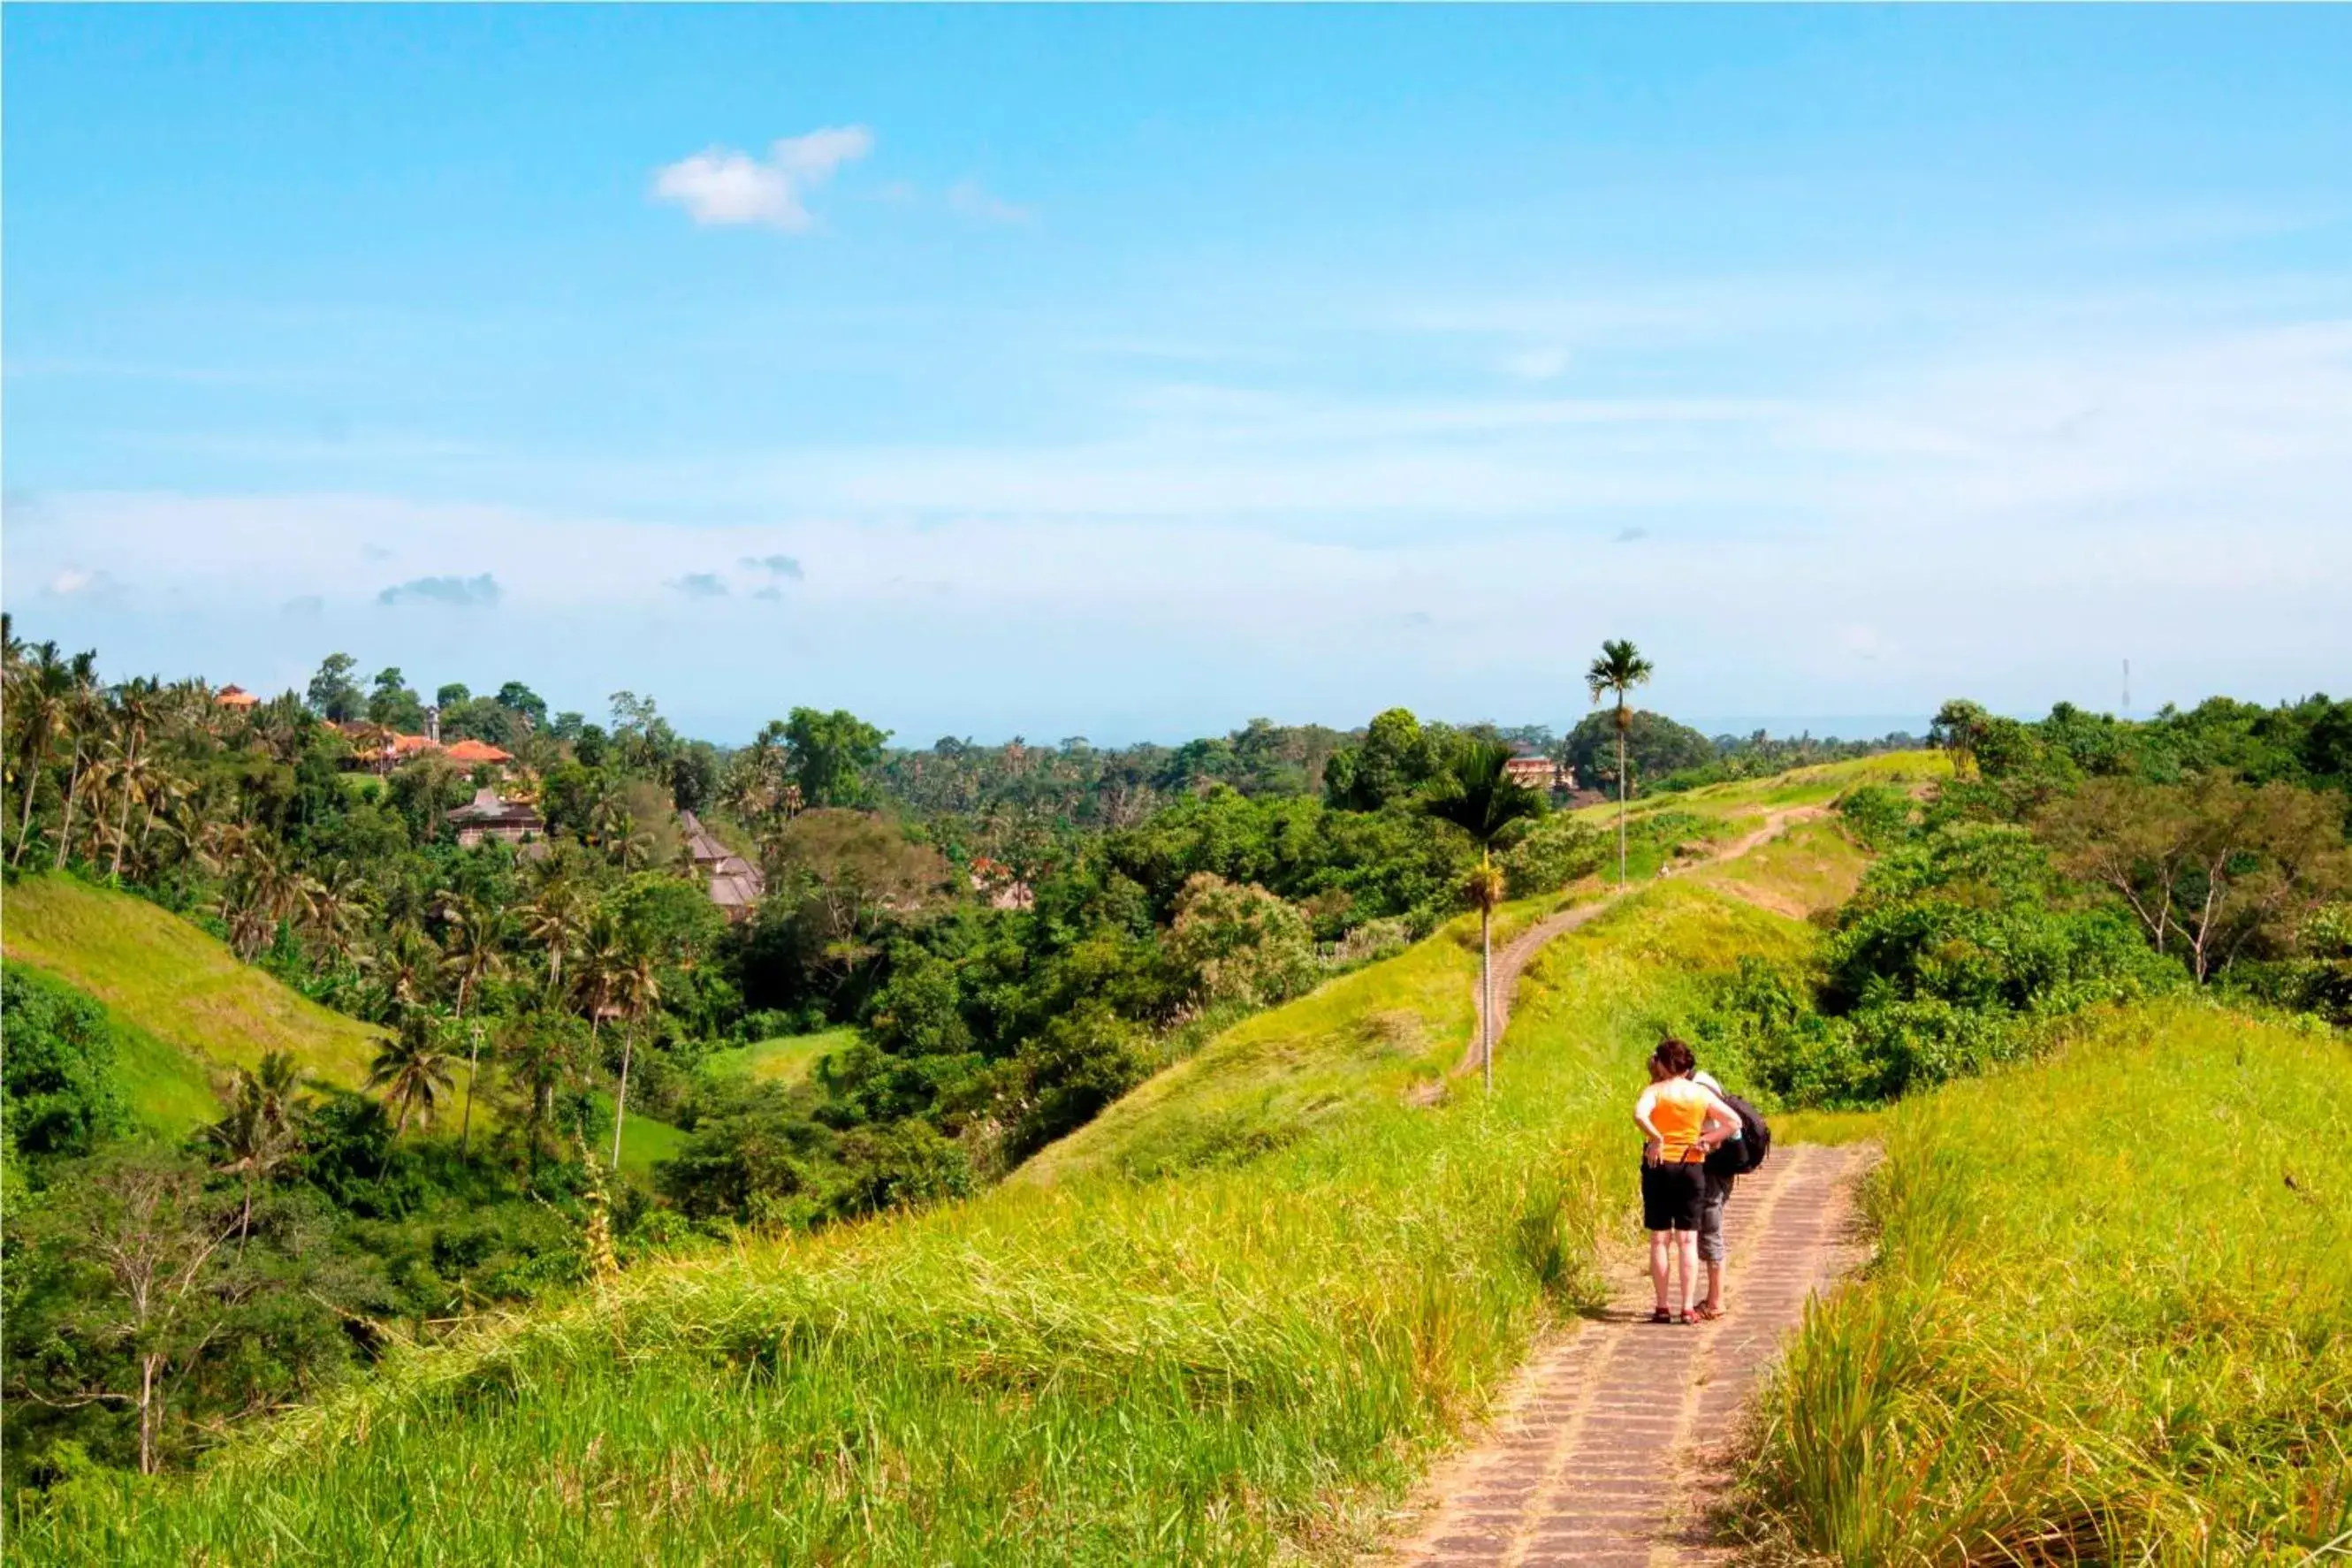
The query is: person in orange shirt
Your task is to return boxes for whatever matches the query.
[1633,1037,1742,1324]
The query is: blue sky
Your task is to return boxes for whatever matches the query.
[6,7,2348,743]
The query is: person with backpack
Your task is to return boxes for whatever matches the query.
[1633,1038,1744,1325]
[1688,1059,1770,1321]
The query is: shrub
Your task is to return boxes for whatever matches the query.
[1500,816,1608,896]
[1166,873,1318,1011]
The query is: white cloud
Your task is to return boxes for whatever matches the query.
[44,567,118,598]
[947,179,1032,225]
[1499,346,1570,382]
[651,126,874,232]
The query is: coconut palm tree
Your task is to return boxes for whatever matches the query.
[206,1051,308,1244]
[521,873,589,999]
[104,676,162,885]
[438,894,506,1153]
[9,641,69,865]
[368,1012,457,1137]
[1420,739,1546,1093]
[606,933,662,1171]
[499,1014,577,1184]
[50,652,103,872]
[1585,638,1656,887]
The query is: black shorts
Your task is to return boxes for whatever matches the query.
[1640,1160,1707,1232]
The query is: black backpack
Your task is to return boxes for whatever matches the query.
[1707,1092,1771,1177]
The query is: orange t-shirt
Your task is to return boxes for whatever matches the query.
[1644,1078,1712,1163]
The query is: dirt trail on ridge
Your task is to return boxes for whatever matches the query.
[1459,805,1830,1076]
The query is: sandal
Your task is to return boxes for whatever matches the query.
[1649,1307,1675,1324]
[1688,1303,1724,1322]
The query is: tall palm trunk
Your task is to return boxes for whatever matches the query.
[53,735,85,871]
[1615,702,1629,886]
[609,1020,634,1172]
[109,724,143,883]
[1480,873,1494,1096]
[457,979,479,1155]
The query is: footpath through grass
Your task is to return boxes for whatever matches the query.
[1740,1001,2352,1564]
[12,880,1809,1566]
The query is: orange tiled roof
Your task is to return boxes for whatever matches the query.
[442,738,514,764]
[216,685,260,708]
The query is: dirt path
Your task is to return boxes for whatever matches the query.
[1463,806,1831,1073]
[1380,1143,1873,1567]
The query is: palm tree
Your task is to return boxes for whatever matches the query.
[368,1012,458,1137]
[205,1051,308,1243]
[9,642,69,865]
[297,862,373,973]
[521,873,589,998]
[499,1015,576,1184]
[1421,739,1546,1093]
[607,934,662,1171]
[105,676,161,885]
[363,919,441,1015]
[50,652,102,872]
[438,894,506,1153]
[1585,638,1656,887]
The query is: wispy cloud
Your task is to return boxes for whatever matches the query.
[652,126,874,232]
[667,572,728,599]
[43,567,120,599]
[948,179,1032,225]
[377,573,501,608]
[740,552,803,580]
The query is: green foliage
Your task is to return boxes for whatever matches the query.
[1740,1004,2352,1562]
[1562,708,1712,795]
[1707,824,2178,1107]
[1165,873,1318,1011]
[1498,814,1607,896]
[1322,707,1445,811]
[303,653,362,723]
[783,706,890,808]
[1,963,131,1165]
[1832,782,1915,849]
[8,879,1790,1565]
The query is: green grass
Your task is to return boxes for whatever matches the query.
[698,1027,856,1092]
[1683,814,1869,921]
[0,872,685,1179]
[1570,749,1951,831]
[11,878,1811,1565]
[1739,1001,2352,1564]
[3,872,386,1092]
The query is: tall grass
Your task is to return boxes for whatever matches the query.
[1739,1002,2352,1564]
[11,882,1811,1565]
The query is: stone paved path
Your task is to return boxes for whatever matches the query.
[1381,1143,1870,1568]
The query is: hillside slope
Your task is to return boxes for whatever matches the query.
[1743,1001,2352,1561]
[0,873,684,1175]
[16,857,1821,1565]
[2,873,386,1110]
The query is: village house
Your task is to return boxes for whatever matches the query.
[1503,744,1573,795]
[678,810,765,921]
[215,684,261,711]
[449,786,545,848]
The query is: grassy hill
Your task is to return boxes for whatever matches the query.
[1742,1001,2352,1562]
[3,873,387,1128]
[699,1026,856,1092]
[1,872,683,1178]
[15,850,1821,1564]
